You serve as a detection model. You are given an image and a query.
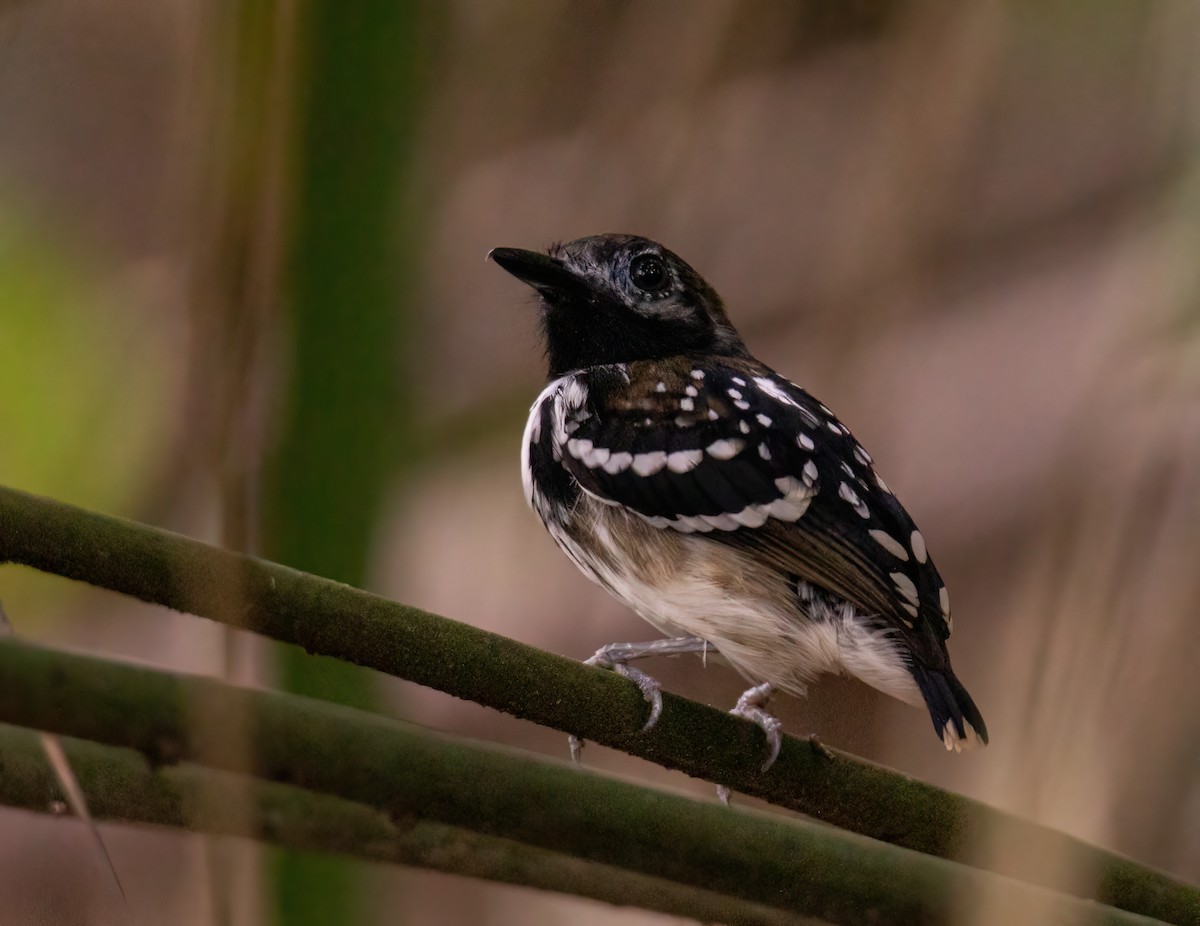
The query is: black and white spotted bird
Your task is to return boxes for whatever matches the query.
[490,234,987,767]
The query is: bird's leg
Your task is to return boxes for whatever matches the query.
[717,681,783,806]
[584,635,714,729]
[569,635,711,763]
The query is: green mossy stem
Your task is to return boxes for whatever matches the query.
[0,646,1169,926]
[0,486,1197,924]
[0,724,820,926]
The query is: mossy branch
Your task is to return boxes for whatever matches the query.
[0,643,1171,926]
[0,724,818,926]
[0,485,1197,924]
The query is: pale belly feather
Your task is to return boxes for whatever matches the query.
[552,497,922,705]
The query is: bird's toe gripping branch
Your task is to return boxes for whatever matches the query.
[718,681,783,806]
[568,636,711,762]
[729,682,782,772]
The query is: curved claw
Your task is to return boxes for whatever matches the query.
[571,646,671,760]
[757,716,783,771]
[585,651,664,731]
[730,682,783,772]
[613,663,664,730]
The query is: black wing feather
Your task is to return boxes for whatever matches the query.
[560,359,953,650]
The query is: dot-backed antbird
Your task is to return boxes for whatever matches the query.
[491,234,987,774]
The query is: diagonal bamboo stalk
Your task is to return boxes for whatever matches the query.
[0,724,820,926]
[0,643,1172,926]
[0,485,1197,924]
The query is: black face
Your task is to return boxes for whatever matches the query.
[490,234,748,377]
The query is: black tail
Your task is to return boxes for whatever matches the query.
[911,664,989,750]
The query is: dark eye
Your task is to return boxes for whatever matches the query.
[629,254,667,292]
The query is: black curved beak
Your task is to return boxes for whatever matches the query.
[489,247,586,296]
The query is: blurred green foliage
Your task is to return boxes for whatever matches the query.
[0,200,171,620]
[0,207,169,503]
[261,3,431,924]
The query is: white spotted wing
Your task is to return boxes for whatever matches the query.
[560,359,952,642]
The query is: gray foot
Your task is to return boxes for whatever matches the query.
[569,636,711,763]
[730,682,783,772]
[716,682,784,805]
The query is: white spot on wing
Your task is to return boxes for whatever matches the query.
[939,585,952,632]
[802,460,819,485]
[911,530,927,563]
[756,413,772,427]
[890,572,919,604]
[758,443,772,460]
[766,477,816,521]
[661,514,701,533]
[706,438,745,460]
[666,449,703,473]
[729,506,768,528]
[685,385,699,397]
[702,512,740,531]
[869,530,909,561]
[753,376,801,408]
[586,446,610,467]
[734,400,750,411]
[797,433,814,451]
[602,451,633,474]
[567,437,593,460]
[838,482,870,518]
[634,469,820,535]
[655,382,666,393]
[765,495,812,520]
[632,451,667,476]
[680,397,695,411]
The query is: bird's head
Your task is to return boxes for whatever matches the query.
[490,234,748,377]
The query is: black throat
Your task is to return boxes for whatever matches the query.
[541,301,747,377]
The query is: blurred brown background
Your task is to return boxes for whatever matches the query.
[0,1,1198,924]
